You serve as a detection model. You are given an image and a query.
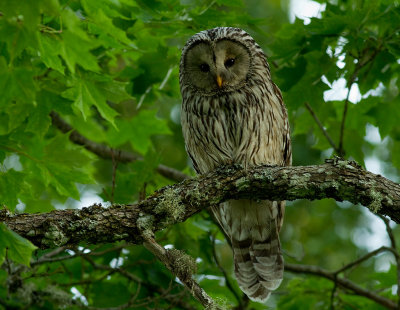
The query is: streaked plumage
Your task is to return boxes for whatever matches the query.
[180,27,291,302]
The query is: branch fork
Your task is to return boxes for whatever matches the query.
[139,229,219,308]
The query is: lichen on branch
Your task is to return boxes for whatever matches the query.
[1,159,400,249]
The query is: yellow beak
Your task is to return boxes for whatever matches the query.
[216,75,223,88]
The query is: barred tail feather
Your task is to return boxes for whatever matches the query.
[233,231,283,301]
[212,200,284,302]
[251,239,284,291]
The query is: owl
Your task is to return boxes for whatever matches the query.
[179,27,291,302]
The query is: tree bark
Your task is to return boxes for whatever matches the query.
[1,159,399,249]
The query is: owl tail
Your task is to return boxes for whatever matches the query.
[213,200,284,302]
[232,223,283,302]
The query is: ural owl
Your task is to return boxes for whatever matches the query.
[179,27,291,302]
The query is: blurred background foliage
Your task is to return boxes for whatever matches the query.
[0,0,399,309]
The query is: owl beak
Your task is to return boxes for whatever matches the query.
[216,75,223,88]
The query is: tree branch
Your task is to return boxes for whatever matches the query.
[2,160,400,308]
[1,158,400,249]
[338,82,353,156]
[338,43,384,156]
[211,233,246,308]
[142,235,219,308]
[378,215,400,307]
[285,262,397,309]
[50,111,189,182]
[79,252,196,310]
[304,102,340,154]
[334,246,399,275]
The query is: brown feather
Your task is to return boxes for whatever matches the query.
[180,27,291,302]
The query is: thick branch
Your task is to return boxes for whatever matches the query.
[1,159,400,249]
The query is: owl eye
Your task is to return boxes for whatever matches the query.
[225,58,235,68]
[199,63,210,72]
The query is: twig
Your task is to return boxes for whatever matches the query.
[159,66,175,90]
[110,149,121,204]
[338,43,384,156]
[285,262,397,309]
[62,258,195,309]
[139,183,147,202]
[338,83,353,156]
[32,243,128,266]
[304,102,340,153]
[334,246,399,275]
[40,246,67,259]
[378,215,397,249]
[83,255,142,283]
[378,215,400,307]
[136,66,175,110]
[211,233,244,308]
[330,281,337,310]
[50,111,188,182]
[330,245,400,309]
[136,86,152,110]
[59,271,114,287]
[87,243,128,256]
[142,234,220,308]
[31,253,78,266]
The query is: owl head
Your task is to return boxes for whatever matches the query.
[180,27,270,95]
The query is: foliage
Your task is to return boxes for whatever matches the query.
[0,0,399,309]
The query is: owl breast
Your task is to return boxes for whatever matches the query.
[181,83,288,174]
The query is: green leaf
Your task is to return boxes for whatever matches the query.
[129,110,172,153]
[0,169,25,209]
[0,57,37,106]
[366,99,400,139]
[60,30,101,73]
[39,134,94,199]
[0,20,40,61]
[39,34,65,74]
[276,57,307,92]
[106,110,171,154]
[81,0,132,46]
[23,198,54,213]
[56,8,101,73]
[392,141,400,169]
[0,223,37,266]
[0,1,41,29]
[62,76,119,126]
[306,13,348,35]
[112,151,159,203]
[90,281,130,307]
[25,91,53,137]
